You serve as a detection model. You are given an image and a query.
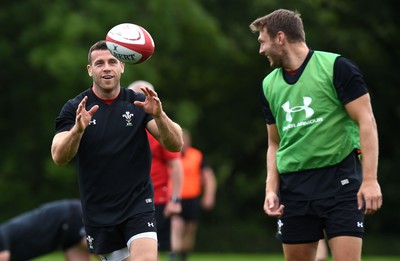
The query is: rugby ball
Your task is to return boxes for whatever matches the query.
[106,23,155,64]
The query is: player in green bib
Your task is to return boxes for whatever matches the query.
[250,9,382,261]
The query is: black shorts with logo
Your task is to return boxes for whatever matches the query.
[276,194,365,244]
[84,211,157,255]
[276,149,364,244]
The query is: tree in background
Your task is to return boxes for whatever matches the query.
[0,0,399,255]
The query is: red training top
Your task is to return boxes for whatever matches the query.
[147,131,181,204]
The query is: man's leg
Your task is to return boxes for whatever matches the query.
[171,216,185,252]
[316,239,328,261]
[282,241,319,261]
[64,238,92,261]
[181,221,198,253]
[329,236,362,261]
[129,237,158,261]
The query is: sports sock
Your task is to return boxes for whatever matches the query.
[168,252,177,261]
[180,252,188,261]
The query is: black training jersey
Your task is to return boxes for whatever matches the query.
[55,87,155,226]
[0,199,84,261]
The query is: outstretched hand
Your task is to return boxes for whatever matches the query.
[133,87,163,117]
[75,96,99,133]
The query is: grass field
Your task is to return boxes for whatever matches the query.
[32,252,400,261]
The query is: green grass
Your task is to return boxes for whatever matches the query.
[32,252,400,261]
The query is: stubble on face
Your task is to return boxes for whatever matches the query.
[267,42,282,69]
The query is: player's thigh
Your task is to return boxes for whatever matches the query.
[171,216,185,236]
[64,238,92,261]
[64,245,91,261]
[129,237,157,261]
[282,241,319,261]
[329,236,361,261]
[184,222,198,238]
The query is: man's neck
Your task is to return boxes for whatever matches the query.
[91,85,120,100]
[284,43,309,71]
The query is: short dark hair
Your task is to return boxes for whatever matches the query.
[87,40,109,64]
[249,9,305,43]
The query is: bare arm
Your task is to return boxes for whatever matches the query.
[201,166,217,210]
[51,128,83,166]
[51,96,99,165]
[164,158,183,217]
[168,158,183,200]
[264,124,284,217]
[135,87,183,152]
[345,93,382,215]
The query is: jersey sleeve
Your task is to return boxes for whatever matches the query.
[333,56,369,105]
[259,88,276,124]
[55,99,78,133]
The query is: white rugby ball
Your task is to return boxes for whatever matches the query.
[106,23,155,64]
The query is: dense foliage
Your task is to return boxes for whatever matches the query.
[1,0,399,254]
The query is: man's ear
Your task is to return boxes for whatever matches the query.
[120,62,125,74]
[87,64,92,77]
[276,31,285,45]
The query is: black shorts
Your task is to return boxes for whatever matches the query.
[276,193,365,244]
[180,198,201,222]
[154,204,171,252]
[84,211,157,255]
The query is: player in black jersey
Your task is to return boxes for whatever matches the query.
[51,40,183,261]
[0,199,91,261]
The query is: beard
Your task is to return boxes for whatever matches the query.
[267,43,283,69]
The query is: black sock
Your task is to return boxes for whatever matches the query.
[180,252,188,261]
[169,252,177,261]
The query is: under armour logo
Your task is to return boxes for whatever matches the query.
[89,119,96,125]
[148,222,155,227]
[357,222,364,228]
[281,97,314,122]
[113,44,118,51]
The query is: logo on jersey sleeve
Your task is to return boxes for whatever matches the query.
[122,111,134,126]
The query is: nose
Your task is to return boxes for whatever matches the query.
[259,45,265,55]
[103,62,112,71]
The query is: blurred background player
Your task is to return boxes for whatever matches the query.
[170,129,217,261]
[0,199,91,261]
[128,80,183,260]
[316,239,328,261]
